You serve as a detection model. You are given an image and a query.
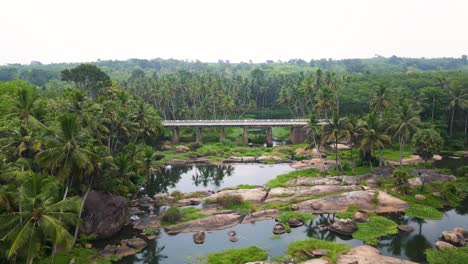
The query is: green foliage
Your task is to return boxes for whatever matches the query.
[37,247,115,264]
[336,204,361,219]
[180,207,207,222]
[440,182,465,207]
[279,211,316,224]
[205,194,256,214]
[413,129,443,162]
[286,238,350,263]
[405,205,443,220]
[205,246,268,264]
[353,216,398,245]
[161,206,182,225]
[392,169,411,194]
[425,246,468,264]
[265,168,320,188]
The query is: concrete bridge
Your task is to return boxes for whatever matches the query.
[163,119,327,147]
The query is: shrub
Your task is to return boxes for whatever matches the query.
[392,169,411,194]
[425,246,468,264]
[279,211,316,224]
[161,206,182,225]
[440,182,465,207]
[214,194,244,208]
[287,238,350,263]
[456,166,468,177]
[188,142,203,151]
[405,205,443,220]
[206,246,268,264]
[353,216,398,245]
[171,190,184,201]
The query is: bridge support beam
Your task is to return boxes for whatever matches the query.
[171,127,180,144]
[195,127,202,143]
[243,127,249,146]
[220,127,225,142]
[266,127,273,147]
[289,126,308,144]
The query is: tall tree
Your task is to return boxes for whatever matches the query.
[447,87,468,136]
[387,102,421,166]
[358,112,390,168]
[321,114,351,175]
[61,64,112,99]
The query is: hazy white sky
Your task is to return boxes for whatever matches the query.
[1,0,467,64]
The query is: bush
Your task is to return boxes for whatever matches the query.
[440,182,465,207]
[456,166,468,177]
[405,205,443,220]
[206,246,268,264]
[353,216,398,245]
[188,142,203,151]
[425,246,468,264]
[287,238,350,263]
[392,169,411,194]
[161,206,182,225]
[214,194,244,208]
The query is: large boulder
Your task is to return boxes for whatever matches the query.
[287,217,305,227]
[175,145,190,153]
[165,213,244,234]
[329,219,357,235]
[441,231,465,246]
[273,223,287,234]
[338,245,417,264]
[241,209,278,224]
[407,169,456,185]
[295,190,408,214]
[266,185,360,203]
[193,231,206,244]
[435,240,456,250]
[207,188,267,203]
[123,238,147,251]
[81,191,128,239]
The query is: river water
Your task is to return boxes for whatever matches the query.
[117,159,468,264]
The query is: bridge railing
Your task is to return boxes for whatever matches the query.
[162,119,328,127]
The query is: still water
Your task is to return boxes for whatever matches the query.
[119,160,467,264]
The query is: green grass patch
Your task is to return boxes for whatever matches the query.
[265,168,320,188]
[335,204,361,219]
[405,205,443,220]
[204,194,256,214]
[162,207,207,225]
[221,184,258,191]
[205,246,268,264]
[381,146,413,161]
[389,189,443,208]
[37,247,117,264]
[286,238,351,263]
[353,216,398,245]
[425,246,468,264]
[279,211,316,224]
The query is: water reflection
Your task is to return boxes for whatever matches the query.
[143,163,295,194]
[191,165,234,188]
[131,240,167,264]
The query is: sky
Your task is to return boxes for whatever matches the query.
[1,0,467,65]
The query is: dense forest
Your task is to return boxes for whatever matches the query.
[0,57,468,263]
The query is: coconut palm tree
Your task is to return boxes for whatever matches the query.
[359,113,391,168]
[321,114,351,175]
[447,87,468,136]
[36,114,94,199]
[0,173,80,264]
[370,83,390,118]
[387,102,421,166]
[315,86,336,119]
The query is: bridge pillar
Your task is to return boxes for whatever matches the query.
[171,127,180,144]
[266,127,273,147]
[195,127,202,143]
[220,127,225,142]
[243,127,249,146]
[289,126,308,144]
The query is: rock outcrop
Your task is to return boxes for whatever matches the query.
[337,245,417,264]
[241,209,278,224]
[295,190,409,214]
[207,188,267,203]
[193,231,206,244]
[265,185,360,203]
[164,213,244,234]
[81,191,128,239]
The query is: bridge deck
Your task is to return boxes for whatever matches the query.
[163,119,326,127]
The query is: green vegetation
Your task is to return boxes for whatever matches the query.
[425,247,468,264]
[286,238,351,263]
[205,246,268,264]
[265,168,320,188]
[336,204,361,219]
[204,194,256,214]
[37,247,117,264]
[353,216,398,245]
[405,205,443,220]
[161,207,207,225]
[279,211,316,224]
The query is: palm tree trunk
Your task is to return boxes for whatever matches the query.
[399,136,403,167]
[450,108,455,136]
[379,147,383,167]
[335,139,339,176]
[431,96,435,122]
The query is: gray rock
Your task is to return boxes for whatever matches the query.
[273,223,287,234]
[228,231,236,237]
[100,245,117,257]
[329,219,357,235]
[193,231,206,244]
[165,213,244,234]
[441,231,465,246]
[353,211,368,222]
[114,245,136,258]
[242,209,278,224]
[287,217,305,227]
[435,240,456,250]
[337,245,417,264]
[229,236,239,242]
[312,249,329,256]
[81,191,128,239]
[414,194,426,201]
[398,225,415,232]
[125,238,147,251]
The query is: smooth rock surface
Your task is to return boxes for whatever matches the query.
[273,223,287,234]
[207,188,267,203]
[296,191,409,214]
[353,211,368,222]
[337,245,417,264]
[435,240,456,250]
[165,213,244,234]
[398,225,415,233]
[242,209,278,224]
[329,219,357,235]
[193,231,206,244]
[266,185,360,203]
